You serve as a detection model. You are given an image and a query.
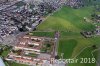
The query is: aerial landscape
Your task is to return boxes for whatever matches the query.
[0,0,100,66]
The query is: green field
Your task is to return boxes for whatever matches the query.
[29,31,55,38]
[36,6,100,66]
[37,6,95,32]
[69,47,97,66]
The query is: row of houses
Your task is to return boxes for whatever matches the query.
[14,35,44,54]
[5,35,64,66]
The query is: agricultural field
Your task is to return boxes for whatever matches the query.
[37,6,95,32]
[36,6,100,66]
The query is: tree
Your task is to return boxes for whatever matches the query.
[46,44,51,47]
[92,45,97,49]
[55,55,60,59]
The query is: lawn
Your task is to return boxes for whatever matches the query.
[1,50,10,57]
[25,53,37,57]
[29,31,55,38]
[0,46,11,57]
[7,62,28,66]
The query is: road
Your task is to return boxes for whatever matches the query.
[54,31,60,56]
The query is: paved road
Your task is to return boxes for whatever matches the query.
[54,31,60,56]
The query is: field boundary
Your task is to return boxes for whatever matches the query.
[91,48,100,66]
[73,45,100,66]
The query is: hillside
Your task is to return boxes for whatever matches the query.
[36,6,100,66]
[37,6,95,32]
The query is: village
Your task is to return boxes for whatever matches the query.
[0,0,65,45]
[0,0,100,66]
